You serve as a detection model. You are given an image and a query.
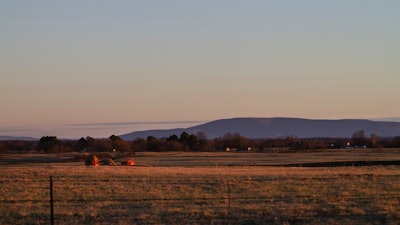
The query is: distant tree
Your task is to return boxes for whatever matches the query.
[164,134,185,151]
[81,136,112,152]
[222,132,249,151]
[179,132,191,143]
[167,134,179,142]
[131,138,146,151]
[164,139,185,151]
[84,136,96,151]
[196,132,210,151]
[38,136,59,152]
[211,137,225,151]
[330,138,346,149]
[109,135,130,152]
[61,141,75,152]
[189,134,198,151]
[1,141,33,153]
[146,136,160,151]
[76,137,88,151]
[179,132,198,151]
[93,139,112,152]
[370,133,379,149]
[352,130,367,147]
[391,136,400,148]
[283,136,301,150]
[109,135,122,142]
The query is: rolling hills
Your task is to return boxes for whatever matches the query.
[120,117,400,140]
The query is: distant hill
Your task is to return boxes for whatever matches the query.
[120,117,400,140]
[0,136,37,141]
[372,117,400,123]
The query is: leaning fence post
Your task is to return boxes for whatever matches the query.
[50,175,54,225]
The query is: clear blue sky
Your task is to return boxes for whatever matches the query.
[1,1,399,132]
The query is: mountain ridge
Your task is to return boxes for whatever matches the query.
[0,136,38,141]
[120,117,400,140]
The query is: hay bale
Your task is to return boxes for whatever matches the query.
[85,154,99,166]
[121,159,135,166]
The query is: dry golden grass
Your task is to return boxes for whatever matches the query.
[1,150,400,224]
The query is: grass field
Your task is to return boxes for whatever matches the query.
[1,150,400,224]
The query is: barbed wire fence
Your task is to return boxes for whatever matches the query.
[1,176,399,224]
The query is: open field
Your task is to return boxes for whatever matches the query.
[1,150,400,224]
[2,148,400,167]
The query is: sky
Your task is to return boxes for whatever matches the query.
[1,1,399,138]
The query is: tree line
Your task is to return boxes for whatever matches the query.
[1,130,400,154]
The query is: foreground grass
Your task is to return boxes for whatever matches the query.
[1,161,400,225]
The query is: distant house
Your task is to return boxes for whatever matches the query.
[225,147,253,152]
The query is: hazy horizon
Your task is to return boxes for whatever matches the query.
[1,117,400,139]
[0,120,207,139]
[1,1,399,134]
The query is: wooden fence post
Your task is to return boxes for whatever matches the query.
[50,176,54,225]
[227,181,230,225]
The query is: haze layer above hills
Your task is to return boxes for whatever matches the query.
[120,118,400,140]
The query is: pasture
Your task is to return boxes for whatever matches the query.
[1,149,400,224]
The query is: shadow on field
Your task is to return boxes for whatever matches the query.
[281,160,400,167]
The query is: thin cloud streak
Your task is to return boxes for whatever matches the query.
[0,120,207,139]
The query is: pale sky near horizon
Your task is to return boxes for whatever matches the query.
[1,1,399,134]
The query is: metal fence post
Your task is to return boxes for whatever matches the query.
[50,176,54,225]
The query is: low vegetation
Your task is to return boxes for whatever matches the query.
[2,131,400,154]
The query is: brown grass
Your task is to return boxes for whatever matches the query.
[1,150,400,224]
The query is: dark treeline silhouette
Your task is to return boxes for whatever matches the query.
[1,131,400,154]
